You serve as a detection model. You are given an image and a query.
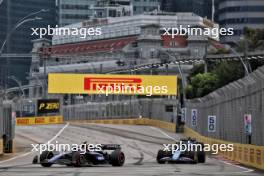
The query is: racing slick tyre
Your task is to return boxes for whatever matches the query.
[110,150,125,166]
[32,155,38,164]
[197,151,206,163]
[40,151,54,167]
[156,150,170,164]
[72,151,86,167]
[188,151,195,160]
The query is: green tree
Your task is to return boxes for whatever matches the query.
[243,27,264,51]
[186,73,219,98]
[187,64,205,83]
[213,61,244,88]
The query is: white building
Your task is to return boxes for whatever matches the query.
[29,13,222,99]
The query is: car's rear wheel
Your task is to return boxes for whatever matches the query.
[197,151,206,163]
[110,150,125,166]
[40,151,54,167]
[32,155,38,164]
[72,151,86,167]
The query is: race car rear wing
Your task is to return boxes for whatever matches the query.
[101,144,121,150]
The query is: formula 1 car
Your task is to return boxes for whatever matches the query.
[156,138,206,164]
[33,144,125,167]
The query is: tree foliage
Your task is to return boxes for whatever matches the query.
[213,61,244,88]
[185,27,264,99]
[186,73,219,99]
[243,27,264,51]
[186,61,244,99]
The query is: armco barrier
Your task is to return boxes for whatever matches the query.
[184,126,264,170]
[16,116,64,126]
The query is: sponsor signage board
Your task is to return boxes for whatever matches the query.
[37,99,60,114]
[208,115,216,132]
[48,74,177,95]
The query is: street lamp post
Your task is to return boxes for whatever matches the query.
[159,50,186,103]
[31,74,45,98]
[0,8,48,54]
[7,76,25,98]
[0,17,42,94]
[17,9,49,25]
[159,50,186,133]
[7,76,24,117]
[211,0,215,22]
[0,17,42,55]
[0,9,46,92]
[228,47,250,76]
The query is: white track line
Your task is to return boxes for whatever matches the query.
[149,126,177,142]
[218,159,254,173]
[46,123,69,144]
[0,123,69,165]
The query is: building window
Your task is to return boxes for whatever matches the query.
[170,41,177,47]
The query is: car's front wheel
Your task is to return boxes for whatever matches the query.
[197,151,206,163]
[157,150,167,164]
[40,151,54,167]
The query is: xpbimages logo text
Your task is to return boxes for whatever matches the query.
[163,142,234,155]
[31,25,102,38]
[91,84,168,96]
[162,25,234,39]
[31,141,102,154]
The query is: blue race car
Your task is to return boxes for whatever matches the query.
[33,144,125,167]
[156,138,206,164]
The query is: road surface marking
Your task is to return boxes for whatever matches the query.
[218,159,254,173]
[149,126,177,142]
[0,123,69,165]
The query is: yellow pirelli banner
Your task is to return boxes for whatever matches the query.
[16,116,63,126]
[48,74,177,96]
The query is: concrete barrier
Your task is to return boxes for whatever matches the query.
[184,126,264,170]
[0,138,3,155]
[143,119,176,132]
[69,118,176,132]
[16,116,64,126]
